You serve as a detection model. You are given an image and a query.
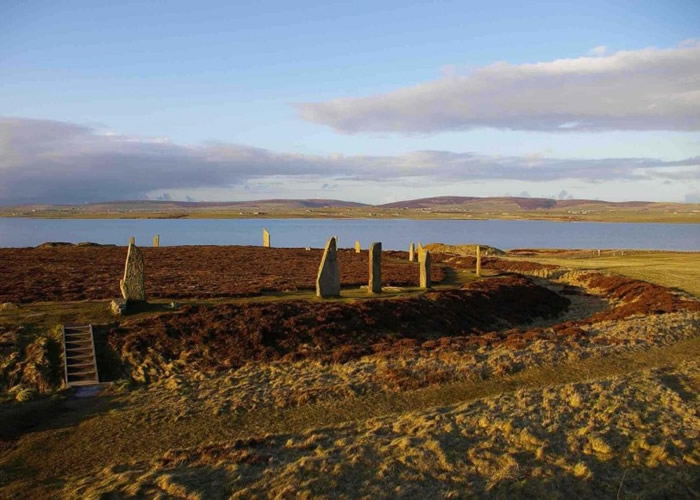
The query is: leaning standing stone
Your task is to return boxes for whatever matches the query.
[120,242,146,301]
[409,243,415,262]
[420,250,431,289]
[153,234,160,247]
[316,236,340,298]
[355,241,361,253]
[263,228,271,247]
[369,242,382,293]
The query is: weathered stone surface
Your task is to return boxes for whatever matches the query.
[316,237,340,298]
[110,299,127,315]
[417,242,424,263]
[1,302,19,311]
[355,241,361,253]
[129,236,135,245]
[119,243,146,301]
[263,228,271,247]
[476,244,482,277]
[409,243,415,262]
[153,235,160,247]
[368,242,382,293]
[420,250,431,289]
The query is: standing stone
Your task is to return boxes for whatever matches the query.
[420,250,432,289]
[120,242,146,301]
[129,236,135,245]
[355,241,361,253]
[409,243,415,262]
[153,234,160,247]
[263,228,271,247]
[417,242,424,263]
[476,244,482,277]
[316,236,340,298]
[369,242,382,293]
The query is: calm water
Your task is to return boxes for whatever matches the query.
[0,218,698,251]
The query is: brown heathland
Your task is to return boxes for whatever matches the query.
[0,246,443,303]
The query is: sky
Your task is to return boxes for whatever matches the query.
[1,0,699,204]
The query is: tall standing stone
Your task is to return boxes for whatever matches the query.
[129,236,135,245]
[120,242,146,301]
[316,236,340,298]
[153,234,160,247]
[476,244,481,277]
[355,241,361,253]
[263,228,271,247]
[420,250,431,289]
[409,243,415,262]
[417,242,424,263]
[369,242,382,293]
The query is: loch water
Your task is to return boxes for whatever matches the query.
[1,218,698,251]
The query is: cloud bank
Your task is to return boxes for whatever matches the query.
[297,43,700,133]
[0,117,698,204]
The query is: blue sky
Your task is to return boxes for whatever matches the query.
[1,0,699,203]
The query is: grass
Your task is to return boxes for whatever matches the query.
[1,337,698,498]
[511,251,700,297]
[64,358,700,498]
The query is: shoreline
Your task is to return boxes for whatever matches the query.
[1,213,699,223]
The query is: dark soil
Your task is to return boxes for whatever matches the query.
[108,275,569,375]
[0,246,444,303]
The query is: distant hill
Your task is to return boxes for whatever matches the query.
[379,196,659,211]
[2,196,698,223]
[81,199,368,210]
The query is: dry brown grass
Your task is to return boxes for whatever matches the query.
[63,359,700,499]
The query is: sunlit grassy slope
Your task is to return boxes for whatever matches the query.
[511,251,700,297]
[1,339,698,498]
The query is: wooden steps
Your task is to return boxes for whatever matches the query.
[62,324,99,387]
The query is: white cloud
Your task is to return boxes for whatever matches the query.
[0,117,698,204]
[297,42,700,133]
[588,45,609,56]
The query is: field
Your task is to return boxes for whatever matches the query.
[506,249,700,297]
[1,246,699,498]
[3,197,700,223]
